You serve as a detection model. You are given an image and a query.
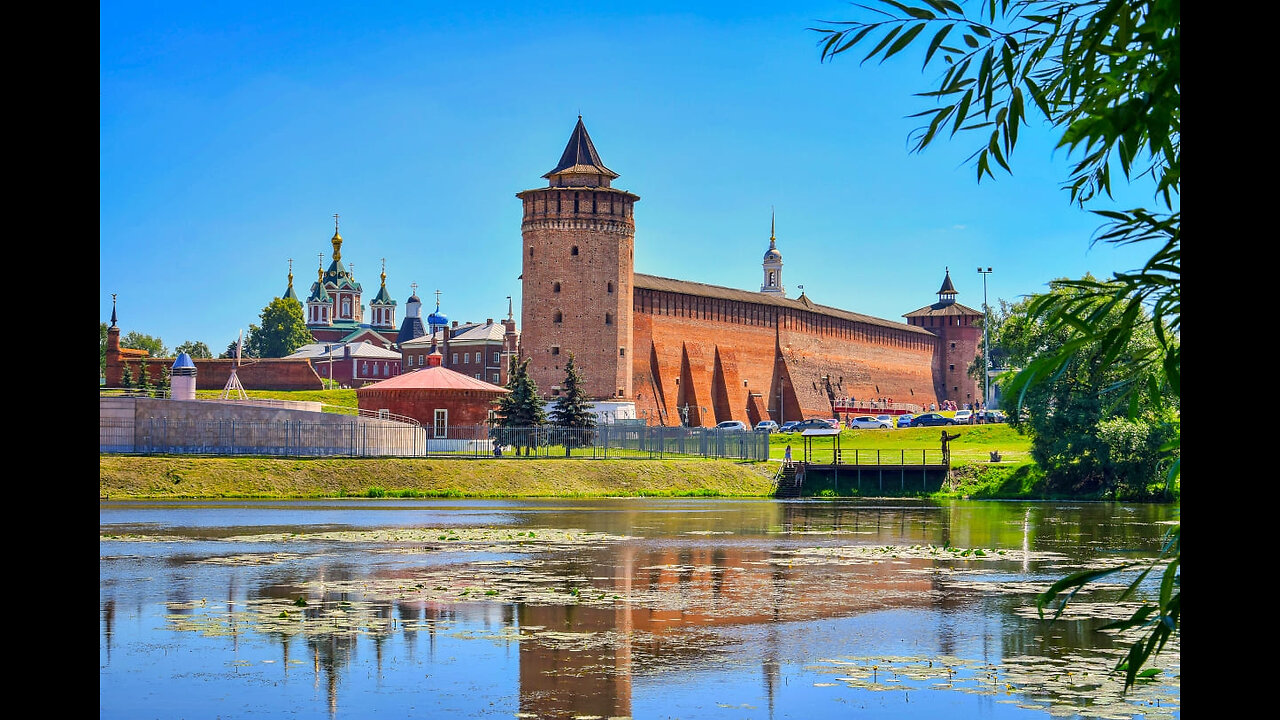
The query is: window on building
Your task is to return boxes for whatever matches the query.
[553,282,561,293]
[551,346,560,356]
[475,373,481,379]
[361,361,368,375]
[433,409,447,438]
[529,247,534,257]
[949,364,955,371]
[571,246,579,256]
[607,281,613,293]
[418,354,424,365]
[554,310,562,323]
[493,352,500,363]
[620,347,626,357]
[605,313,613,325]
[768,270,775,286]
[452,353,458,364]
[462,352,468,363]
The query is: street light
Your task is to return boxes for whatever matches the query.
[978,267,993,408]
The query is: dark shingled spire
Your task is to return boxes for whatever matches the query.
[543,116,618,179]
[937,267,957,295]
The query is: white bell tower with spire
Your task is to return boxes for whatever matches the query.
[761,208,785,296]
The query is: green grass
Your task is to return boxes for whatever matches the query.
[195,388,358,411]
[768,424,1031,467]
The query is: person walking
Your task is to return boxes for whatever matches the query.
[784,444,792,466]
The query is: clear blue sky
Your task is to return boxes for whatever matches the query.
[101,1,1163,354]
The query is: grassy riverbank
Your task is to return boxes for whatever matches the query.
[99,456,783,499]
[107,391,1053,500]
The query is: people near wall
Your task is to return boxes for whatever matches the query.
[930,402,936,411]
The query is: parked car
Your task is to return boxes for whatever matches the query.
[754,420,779,432]
[778,421,801,433]
[714,420,748,431]
[876,414,895,428]
[896,413,914,428]
[849,415,891,429]
[976,409,1007,423]
[953,410,974,424]
[912,412,956,427]
[792,418,837,432]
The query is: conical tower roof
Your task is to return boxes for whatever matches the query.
[937,267,957,295]
[543,116,619,180]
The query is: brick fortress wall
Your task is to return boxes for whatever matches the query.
[105,325,324,391]
[631,287,941,426]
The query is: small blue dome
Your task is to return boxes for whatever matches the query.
[427,310,448,326]
[172,353,196,370]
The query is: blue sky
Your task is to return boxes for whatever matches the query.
[101,1,1163,354]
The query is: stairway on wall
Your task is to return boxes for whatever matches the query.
[774,463,803,498]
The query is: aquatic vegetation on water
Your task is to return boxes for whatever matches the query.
[810,649,1178,719]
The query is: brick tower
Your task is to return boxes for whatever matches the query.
[903,268,984,406]
[516,117,640,400]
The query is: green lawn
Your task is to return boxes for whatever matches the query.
[195,388,358,411]
[768,423,1031,467]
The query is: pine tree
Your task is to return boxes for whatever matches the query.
[121,363,134,389]
[138,362,152,392]
[491,357,547,456]
[549,353,596,456]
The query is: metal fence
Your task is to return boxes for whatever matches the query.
[100,418,771,461]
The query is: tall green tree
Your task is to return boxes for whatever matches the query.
[121,331,168,358]
[491,357,547,456]
[247,298,313,358]
[120,362,134,389]
[549,353,597,456]
[175,340,213,358]
[137,361,152,392]
[813,0,1178,689]
[992,279,1176,497]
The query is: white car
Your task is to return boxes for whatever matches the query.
[715,420,748,431]
[953,410,974,424]
[876,414,895,428]
[849,415,892,429]
[754,420,779,432]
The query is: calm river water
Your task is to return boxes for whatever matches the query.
[100,498,1180,719]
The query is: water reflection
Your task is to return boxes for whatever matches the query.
[101,499,1179,719]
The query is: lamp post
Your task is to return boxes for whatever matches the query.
[978,267,993,409]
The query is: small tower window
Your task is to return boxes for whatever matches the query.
[551,346,560,356]
[571,246,579,256]
[607,281,613,293]
[529,247,534,257]
[553,282,561,293]
[620,347,626,357]
[605,313,613,325]
[554,310,563,323]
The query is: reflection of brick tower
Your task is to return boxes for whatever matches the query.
[516,117,639,400]
[904,268,984,405]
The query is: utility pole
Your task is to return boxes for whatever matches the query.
[978,267,993,408]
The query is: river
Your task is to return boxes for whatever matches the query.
[100,498,1180,719]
